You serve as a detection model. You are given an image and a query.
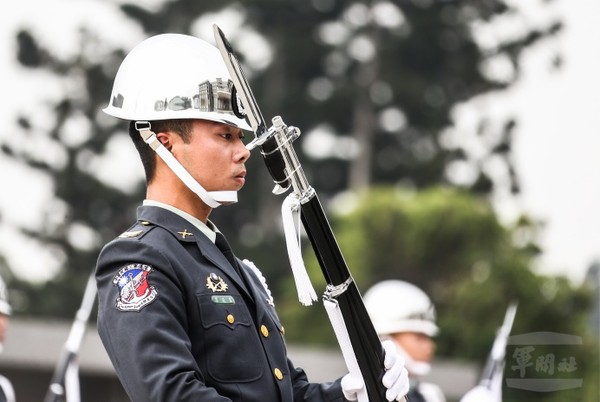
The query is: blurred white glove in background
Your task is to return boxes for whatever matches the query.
[459,385,501,402]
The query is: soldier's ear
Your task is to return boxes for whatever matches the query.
[156,132,173,151]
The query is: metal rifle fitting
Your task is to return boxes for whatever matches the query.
[324,276,354,298]
[268,116,313,199]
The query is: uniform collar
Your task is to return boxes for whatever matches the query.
[142,199,219,243]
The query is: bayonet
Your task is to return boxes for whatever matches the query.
[481,302,518,389]
[214,25,292,194]
[214,26,268,144]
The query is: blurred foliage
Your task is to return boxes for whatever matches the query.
[0,0,597,400]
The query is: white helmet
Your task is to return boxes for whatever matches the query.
[363,280,438,337]
[103,33,251,130]
[103,33,252,208]
[0,275,11,316]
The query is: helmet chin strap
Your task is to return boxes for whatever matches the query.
[135,122,237,208]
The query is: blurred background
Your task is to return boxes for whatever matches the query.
[0,0,597,401]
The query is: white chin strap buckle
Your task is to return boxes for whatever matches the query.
[208,190,238,205]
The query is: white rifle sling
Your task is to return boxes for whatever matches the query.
[323,297,368,402]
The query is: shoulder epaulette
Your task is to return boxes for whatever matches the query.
[117,220,155,239]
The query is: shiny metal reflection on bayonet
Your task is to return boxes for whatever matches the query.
[213,25,268,150]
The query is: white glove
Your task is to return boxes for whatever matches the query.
[459,385,500,402]
[381,339,410,401]
[341,340,410,402]
[341,373,365,401]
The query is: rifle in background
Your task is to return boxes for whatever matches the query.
[460,302,518,402]
[43,273,97,402]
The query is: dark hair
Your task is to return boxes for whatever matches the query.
[128,119,194,183]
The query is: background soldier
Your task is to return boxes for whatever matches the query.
[364,280,446,402]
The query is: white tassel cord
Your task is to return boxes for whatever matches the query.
[281,193,318,306]
[243,259,275,307]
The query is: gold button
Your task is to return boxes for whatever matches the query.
[281,326,285,335]
[227,314,235,324]
[260,325,269,337]
[274,368,283,380]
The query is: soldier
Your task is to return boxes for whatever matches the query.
[0,275,15,402]
[95,33,409,402]
[364,280,446,402]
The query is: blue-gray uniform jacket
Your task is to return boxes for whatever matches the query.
[96,205,344,402]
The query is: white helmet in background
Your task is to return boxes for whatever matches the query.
[363,280,438,337]
[103,33,251,130]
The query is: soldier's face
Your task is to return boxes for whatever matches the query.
[391,331,435,363]
[174,120,250,192]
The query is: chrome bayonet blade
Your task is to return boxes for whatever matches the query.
[213,25,267,138]
[502,301,518,332]
[214,24,291,191]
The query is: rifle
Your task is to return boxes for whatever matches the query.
[43,273,97,402]
[214,25,402,402]
[481,302,518,389]
[460,302,518,402]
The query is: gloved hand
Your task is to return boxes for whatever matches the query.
[341,340,410,402]
[381,339,410,401]
[341,373,364,401]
